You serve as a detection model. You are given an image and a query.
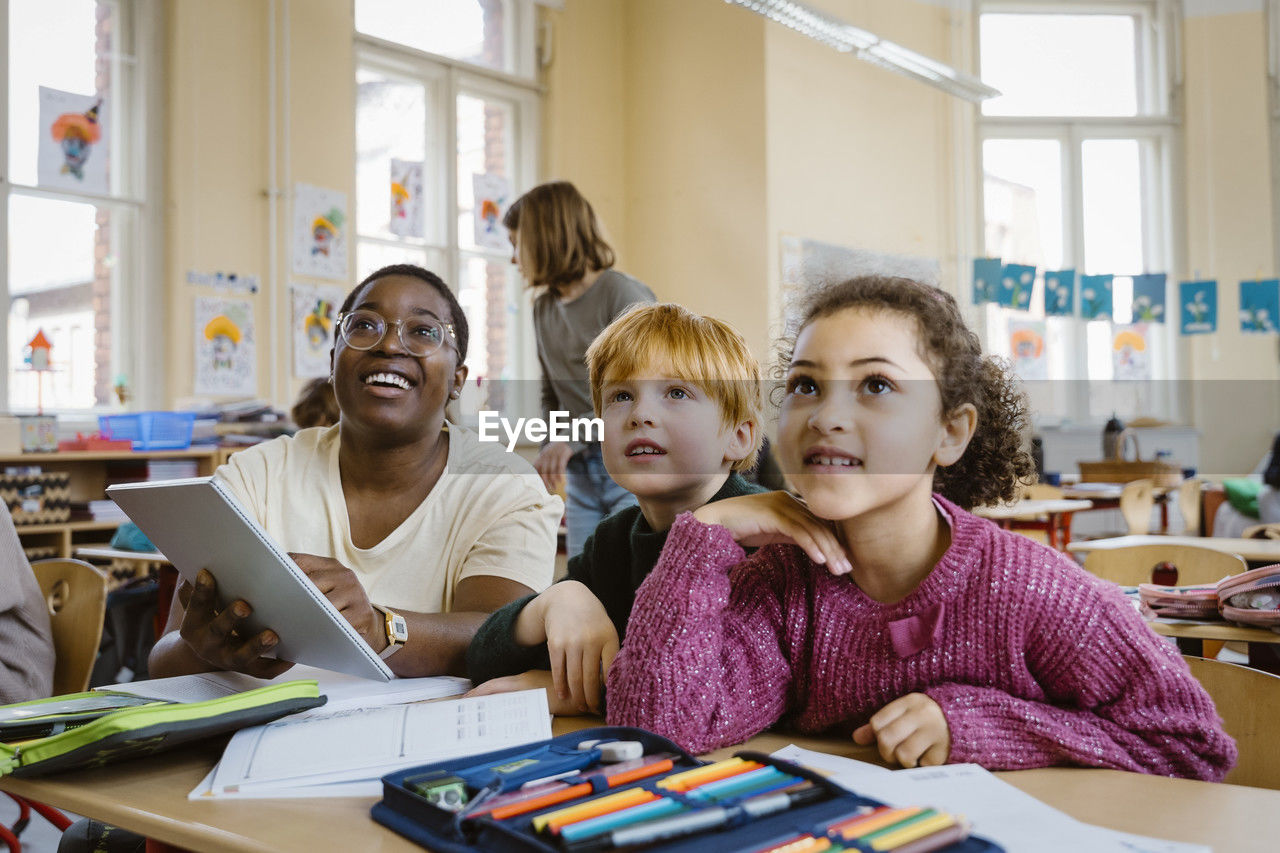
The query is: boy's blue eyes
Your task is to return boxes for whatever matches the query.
[609,387,691,402]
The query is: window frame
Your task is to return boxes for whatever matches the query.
[354,18,542,419]
[975,0,1183,425]
[0,0,164,416]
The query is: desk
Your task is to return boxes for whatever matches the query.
[2,718,1277,852]
[1069,534,1280,564]
[973,499,1093,550]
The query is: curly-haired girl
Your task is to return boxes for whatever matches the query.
[606,276,1235,781]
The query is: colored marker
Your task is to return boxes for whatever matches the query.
[854,809,940,843]
[657,757,757,791]
[534,786,655,833]
[869,813,956,851]
[470,755,675,820]
[885,821,969,853]
[835,806,924,839]
[687,766,790,800]
[559,796,687,842]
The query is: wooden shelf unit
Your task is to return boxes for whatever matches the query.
[1,449,220,558]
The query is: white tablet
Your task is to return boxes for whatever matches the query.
[107,477,393,682]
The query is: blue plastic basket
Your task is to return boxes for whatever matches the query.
[98,412,196,451]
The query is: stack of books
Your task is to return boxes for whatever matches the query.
[70,499,129,524]
[107,459,200,483]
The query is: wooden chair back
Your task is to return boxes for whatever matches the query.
[1178,478,1203,535]
[1184,655,1280,789]
[1083,543,1246,587]
[1022,483,1064,501]
[30,559,108,695]
[1120,478,1156,535]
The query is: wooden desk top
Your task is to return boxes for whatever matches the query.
[973,499,1094,520]
[1068,534,1280,563]
[74,546,170,564]
[1148,619,1280,645]
[2,718,1277,852]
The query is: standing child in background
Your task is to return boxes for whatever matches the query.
[466,303,775,714]
[607,276,1236,781]
[290,376,339,429]
[505,181,655,557]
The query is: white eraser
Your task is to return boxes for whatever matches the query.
[598,741,643,762]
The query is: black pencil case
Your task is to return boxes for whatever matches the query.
[372,726,1002,853]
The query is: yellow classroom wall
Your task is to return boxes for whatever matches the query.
[157,0,1278,476]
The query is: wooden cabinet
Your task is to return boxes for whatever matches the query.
[0,449,220,559]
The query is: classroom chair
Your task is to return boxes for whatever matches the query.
[1119,479,1157,535]
[1021,483,1064,500]
[1083,543,1246,587]
[30,558,109,695]
[1183,655,1280,789]
[1177,478,1204,536]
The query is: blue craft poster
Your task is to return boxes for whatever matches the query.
[1044,269,1075,316]
[973,258,1001,305]
[1179,280,1217,335]
[1000,263,1036,311]
[1131,273,1167,323]
[1240,279,1280,333]
[1080,274,1113,320]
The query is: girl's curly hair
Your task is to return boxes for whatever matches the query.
[777,276,1033,509]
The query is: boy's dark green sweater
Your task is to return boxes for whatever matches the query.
[466,473,765,684]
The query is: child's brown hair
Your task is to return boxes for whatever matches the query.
[503,181,615,294]
[780,276,1033,509]
[587,303,764,472]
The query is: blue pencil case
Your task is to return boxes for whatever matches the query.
[372,726,1002,853]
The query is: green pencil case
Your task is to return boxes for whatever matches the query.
[0,680,325,777]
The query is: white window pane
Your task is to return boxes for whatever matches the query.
[8,194,121,410]
[356,0,513,75]
[356,69,430,241]
[982,138,1063,269]
[9,0,129,189]
[1086,321,1112,382]
[457,93,515,254]
[456,253,519,382]
[354,240,440,284]
[1082,139,1143,275]
[980,14,1138,117]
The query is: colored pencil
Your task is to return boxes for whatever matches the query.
[869,813,956,851]
[534,786,655,833]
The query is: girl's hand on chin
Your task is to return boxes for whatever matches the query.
[692,491,851,574]
[852,693,951,768]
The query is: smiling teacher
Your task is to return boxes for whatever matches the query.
[149,264,563,680]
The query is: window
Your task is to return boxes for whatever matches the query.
[978,2,1178,424]
[2,0,155,413]
[355,1,539,421]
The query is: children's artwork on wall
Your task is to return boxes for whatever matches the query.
[185,269,260,294]
[1112,325,1150,381]
[1239,279,1280,334]
[1043,269,1075,316]
[37,87,108,194]
[972,258,1001,305]
[1080,274,1114,320]
[1131,274,1167,323]
[1179,280,1217,335]
[291,283,344,378]
[389,159,424,238]
[292,184,348,280]
[194,297,256,396]
[1009,321,1047,381]
[999,264,1036,311]
[472,173,511,251]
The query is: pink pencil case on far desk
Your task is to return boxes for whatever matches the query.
[1216,565,1280,632]
[1138,583,1220,619]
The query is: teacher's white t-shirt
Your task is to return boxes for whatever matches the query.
[215,423,561,613]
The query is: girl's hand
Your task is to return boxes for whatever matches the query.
[176,569,294,678]
[465,669,593,717]
[290,553,383,651]
[534,443,573,493]
[535,581,618,714]
[852,693,951,768]
[692,492,851,574]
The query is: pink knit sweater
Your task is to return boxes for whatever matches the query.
[606,496,1236,781]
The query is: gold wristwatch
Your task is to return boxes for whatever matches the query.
[371,603,408,659]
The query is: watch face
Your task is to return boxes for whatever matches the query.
[390,613,409,643]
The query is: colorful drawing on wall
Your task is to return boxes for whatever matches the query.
[1112,325,1150,381]
[292,184,348,280]
[1239,279,1280,334]
[195,297,256,396]
[1131,274,1167,323]
[291,283,345,379]
[1080,274,1114,320]
[37,87,108,194]
[1179,280,1217,335]
[999,264,1035,311]
[1044,269,1075,316]
[1009,321,1047,381]
[389,159,424,238]
[472,173,511,251]
[972,258,1001,305]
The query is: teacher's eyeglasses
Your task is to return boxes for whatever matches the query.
[337,309,456,357]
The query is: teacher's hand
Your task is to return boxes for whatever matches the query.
[533,442,573,493]
[290,553,383,652]
[176,569,294,678]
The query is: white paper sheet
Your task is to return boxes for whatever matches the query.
[771,746,1209,853]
